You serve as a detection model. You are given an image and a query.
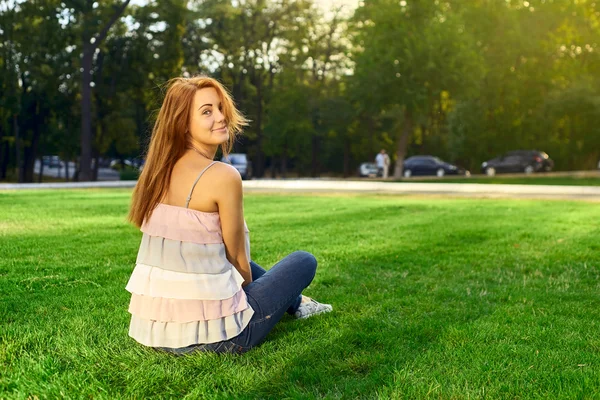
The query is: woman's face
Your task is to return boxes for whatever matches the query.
[189,87,228,147]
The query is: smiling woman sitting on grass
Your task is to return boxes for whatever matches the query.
[125,76,331,355]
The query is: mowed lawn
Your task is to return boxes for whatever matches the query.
[1,189,599,399]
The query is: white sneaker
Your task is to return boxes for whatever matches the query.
[294,298,333,319]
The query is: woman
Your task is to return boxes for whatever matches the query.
[126,76,332,355]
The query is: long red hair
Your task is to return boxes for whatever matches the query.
[128,76,248,228]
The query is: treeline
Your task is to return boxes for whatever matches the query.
[1,0,599,182]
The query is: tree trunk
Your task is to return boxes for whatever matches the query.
[79,43,94,182]
[78,0,131,182]
[1,140,9,180]
[135,99,147,156]
[23,105,42,183]
[92,148,100,181]
[23,140,39,183]
[74,159,80,181]
[254,77,264,178]
[281,140,287,178]
[368,116,375,155]
[394,108,413,179]
[93,49,106,184]
[14,114,22,183]
[420,124,430,154]
[23,149,36,182]
[311,135,319,177]
[233,69,244,105]
[270,158,276,178]
[64,159,69,182]
[38,157,44,183]
[343,137,350,178]
[0,126,3,179]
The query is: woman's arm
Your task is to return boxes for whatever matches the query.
[213,164,252,286]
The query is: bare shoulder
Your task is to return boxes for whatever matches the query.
[208,161,242,187]
[207,162,243,204]
[172,159,238,183]
[167,159,243,212]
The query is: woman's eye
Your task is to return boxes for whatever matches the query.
[203,109,212,115]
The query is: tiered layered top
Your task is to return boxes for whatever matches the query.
[126,203,254,348]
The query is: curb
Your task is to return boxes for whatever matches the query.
[0,181,137,190]
[243,180,600,198]
[1,179,599,199]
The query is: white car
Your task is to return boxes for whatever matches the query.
[110,158,144,171]
[358,162,380,177]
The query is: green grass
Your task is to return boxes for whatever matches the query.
[405,176,600,186]
[1,189,599,399]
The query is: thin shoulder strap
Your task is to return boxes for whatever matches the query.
[185,161,217,208]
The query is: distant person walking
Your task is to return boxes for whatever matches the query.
[375,149,390,179]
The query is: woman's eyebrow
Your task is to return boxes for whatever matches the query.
[198,103,212,110]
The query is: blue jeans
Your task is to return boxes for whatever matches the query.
[160,251,317,355]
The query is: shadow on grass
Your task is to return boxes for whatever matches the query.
[223,250,499,397]
[1,240,499,397]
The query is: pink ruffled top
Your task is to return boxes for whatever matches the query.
[125,203,254,348]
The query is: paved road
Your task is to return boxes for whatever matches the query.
[1,179,599,200]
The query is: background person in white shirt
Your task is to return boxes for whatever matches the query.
[375,149,390,179]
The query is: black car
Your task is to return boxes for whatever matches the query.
[402,156,469,178]
[481,150,553,176]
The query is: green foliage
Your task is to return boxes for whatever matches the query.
[444,0,600,171]
[119,167,140,180]
[1,0,600,181]
[1,190,600,397]
[348,0,600,174]
[348,0,485,176]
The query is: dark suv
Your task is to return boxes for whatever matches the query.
[481,150,554,176]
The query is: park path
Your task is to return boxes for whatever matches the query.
[1,179,599,200]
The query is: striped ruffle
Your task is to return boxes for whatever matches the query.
[127,203,254,348]
[128,291,249,323]
[137,235,232,274]
[126,263,245,300]
[129,308,254,347]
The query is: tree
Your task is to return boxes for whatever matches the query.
[351,0,483,178]
[0,0,77,182]
[189,0,317,177]
[92,0,187,178]
[62,0,131,181]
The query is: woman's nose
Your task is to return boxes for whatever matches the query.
[215,108,225,123]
